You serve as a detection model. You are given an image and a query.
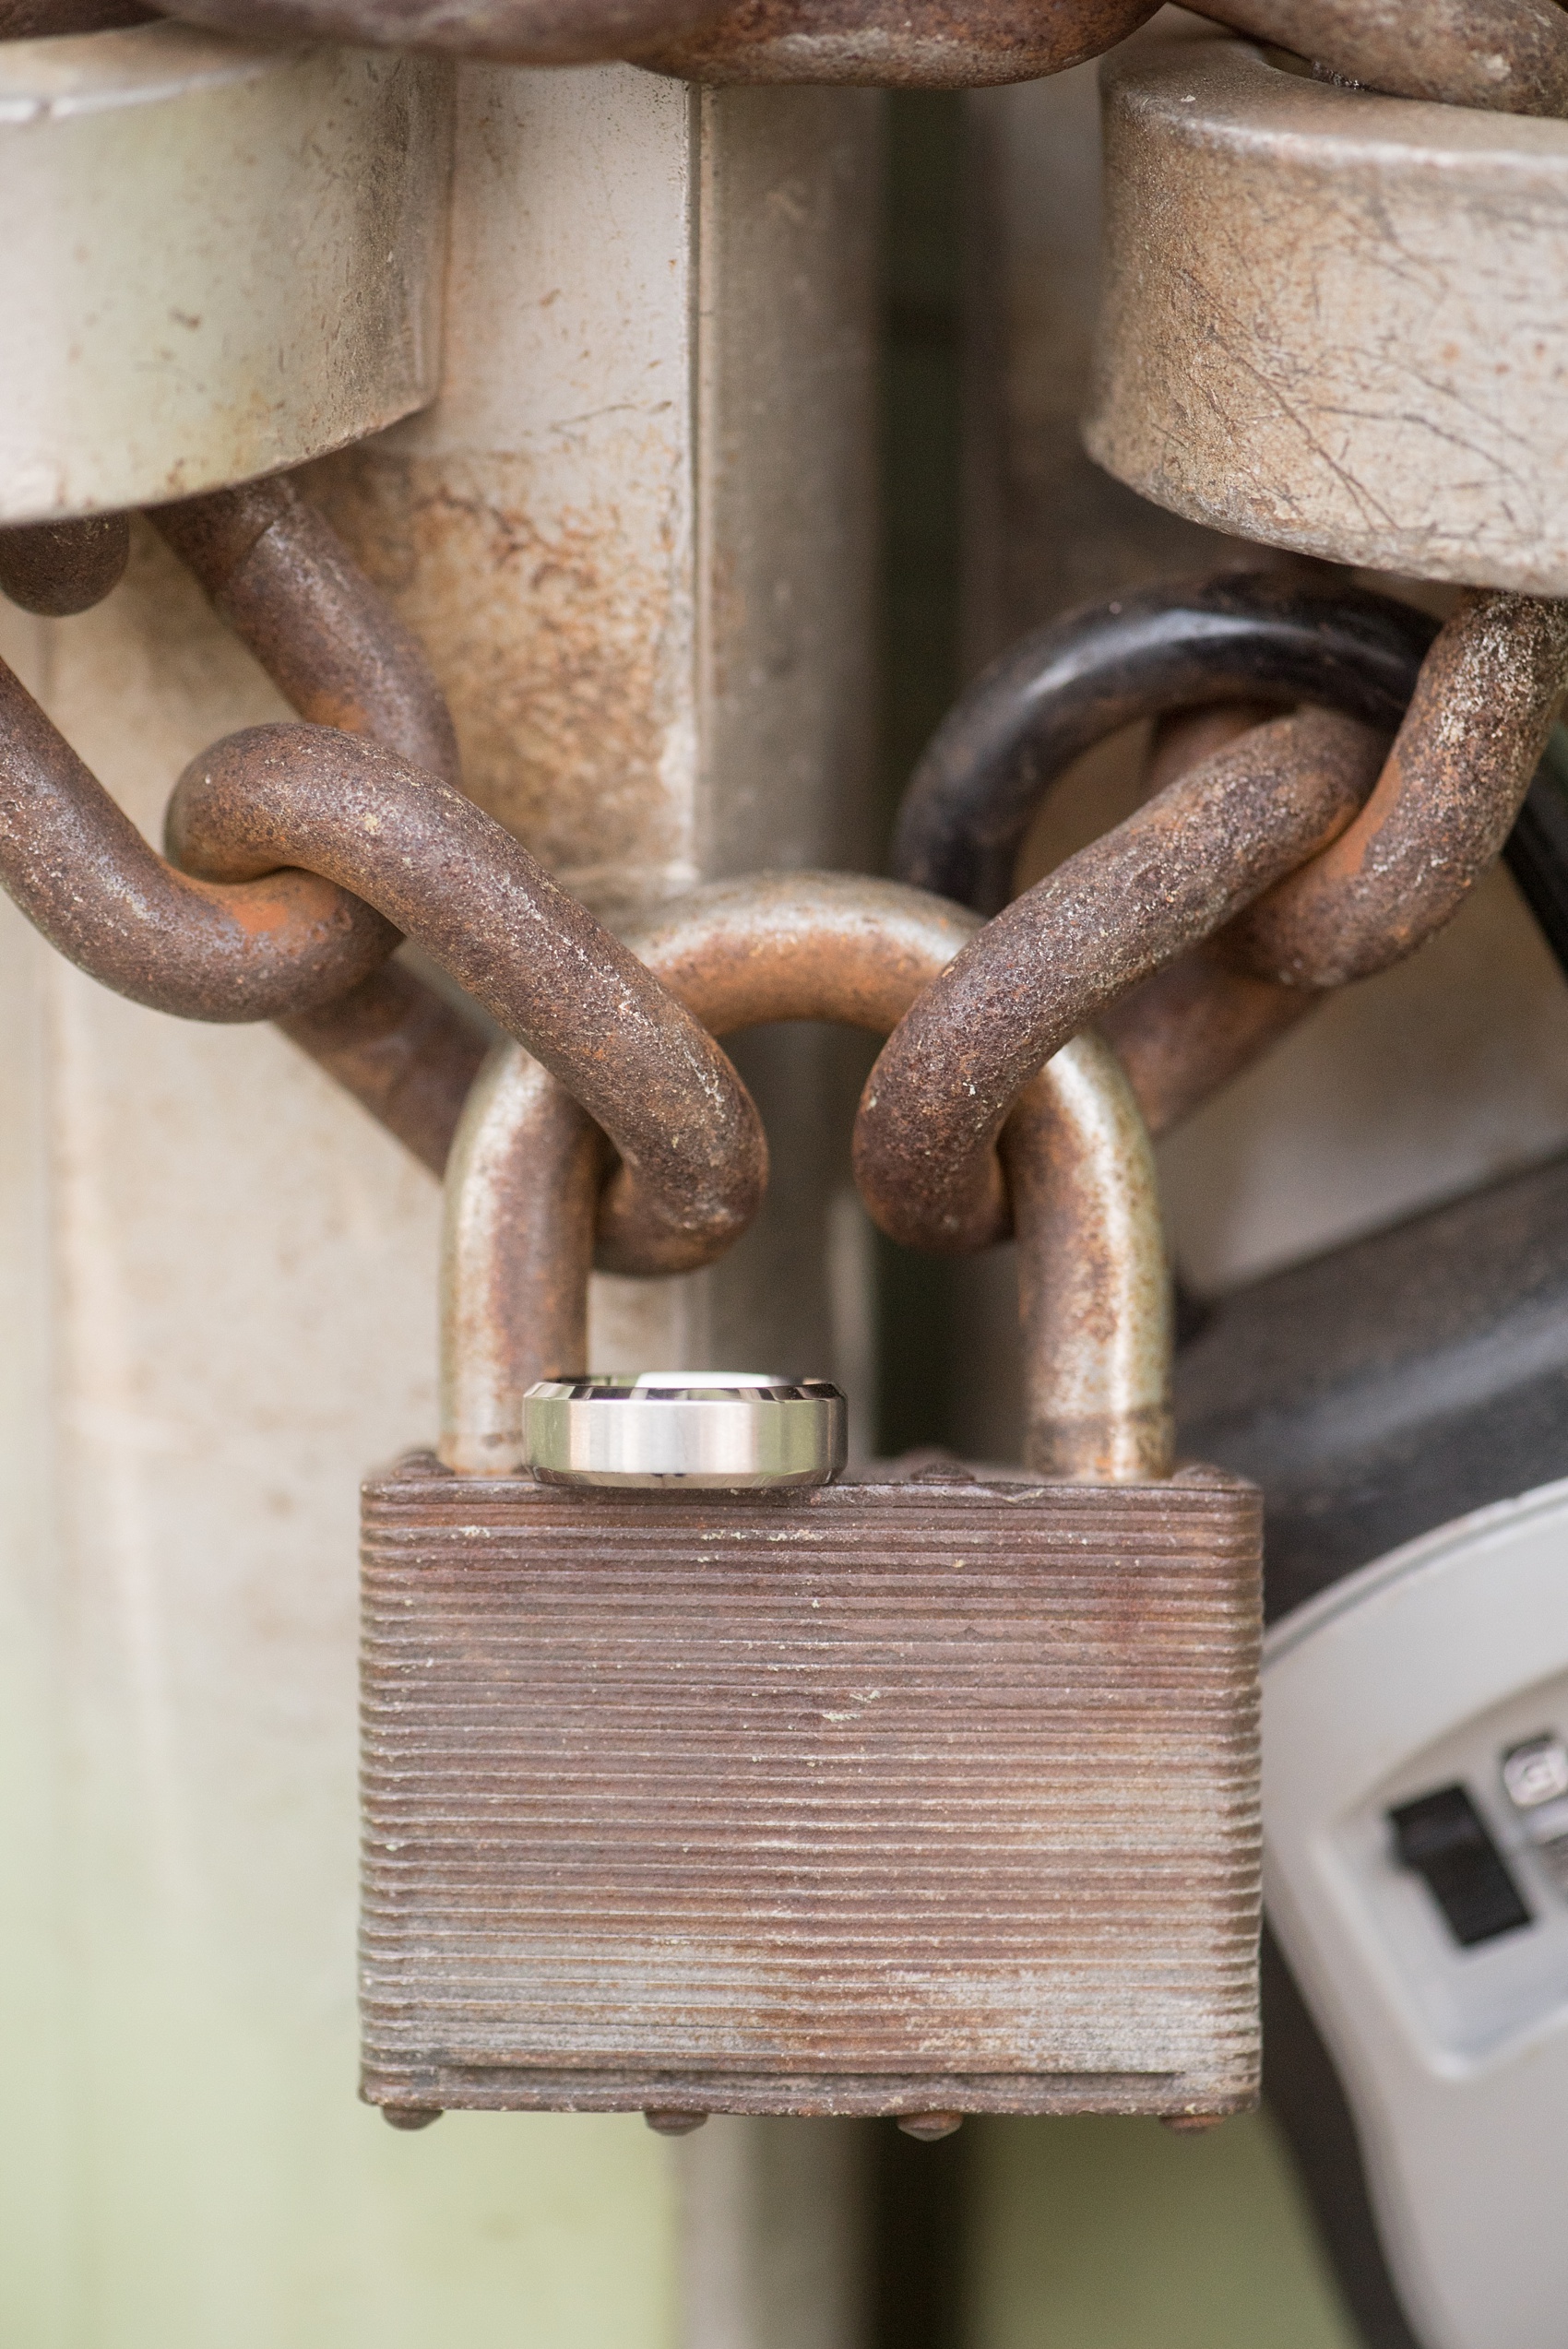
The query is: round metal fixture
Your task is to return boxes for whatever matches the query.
[521,1372,847,1490]
[1085,26,1568,593]
[0,23,449,521]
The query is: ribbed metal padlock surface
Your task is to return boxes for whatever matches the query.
[360,1456,1262,2121]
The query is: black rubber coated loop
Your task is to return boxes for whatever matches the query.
[892,575,1439,916]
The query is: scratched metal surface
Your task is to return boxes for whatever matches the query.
[0,27,450,523]
[1086,29,1568,594]
[360,1458,1262,2118]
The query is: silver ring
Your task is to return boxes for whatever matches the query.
[521,1372,847,1490]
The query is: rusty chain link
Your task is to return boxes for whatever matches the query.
[2,492,492,1171]
[0,515,131,617]
[6,486,1568,1289]
[9,0,1564,111]
[855,586,1568,1254]
[0,491,766,1270]
[153,480,491,1170]
[885,574,1568,1136]
[1101,699,1327,1137]
[1190,0,1568,116]
[891,575,1435,918]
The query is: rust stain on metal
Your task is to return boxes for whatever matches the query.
[1003,1043,1171,1480]
[360,1458,1261,2120]
[152,474,484,1161]
[1101,943,1318,1139]
[892,574,1434,919]
[154,475,463,790]
[871,580,1568,1244]
[168,724,766,1263]
[0,471,763,1224]
[440,1050,601,1472]
[1100,701,1322,1133]
[304,450,691,914]
[856,707,1387,1255]
[0,474,486,1165]
[1229,591,1568,988]
[0,655,399,1020]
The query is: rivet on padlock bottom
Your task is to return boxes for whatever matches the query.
[359,876,1263,2136]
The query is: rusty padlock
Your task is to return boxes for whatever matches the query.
[359,876,1262,2134]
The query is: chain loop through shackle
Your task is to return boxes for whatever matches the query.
[0,484,1190,1296]
[856,587,1568,1254]
[889,572,1568,1134]
[439,872,1170,1483]
[9,503,1568,1281]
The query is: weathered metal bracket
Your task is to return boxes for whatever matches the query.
[1085,27,1568,593]
[0,23,451,520]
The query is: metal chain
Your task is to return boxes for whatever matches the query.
[6,485,1568,1286]
[0,493,493,1172]
[10,0,1563,109]
[888,573,1568,1137]
[854,588,1568,1255]
[1190,0,1568,115]
[0,490,766,1271]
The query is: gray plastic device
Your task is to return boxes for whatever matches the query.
[1264,1476,1568,2349]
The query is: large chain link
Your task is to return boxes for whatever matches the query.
[855,588,1568,1252]
[7,0,1562,109]
[6,481,1568,1289]
[0,489,766,1271]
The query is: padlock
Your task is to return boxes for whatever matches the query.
[359,875,1263,2132]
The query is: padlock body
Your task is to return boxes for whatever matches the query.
[361,1457,1262,2118]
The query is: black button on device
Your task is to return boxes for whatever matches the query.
[1388,1784,1533,1948]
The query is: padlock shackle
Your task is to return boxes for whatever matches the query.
[439,872,1171,1484]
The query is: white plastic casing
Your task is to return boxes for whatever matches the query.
[1264,1477,1568,2349]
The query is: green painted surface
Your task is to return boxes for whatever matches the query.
[965,2114,1360,2349]
[0,902,681,2349]
[1,1705,681,2349]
